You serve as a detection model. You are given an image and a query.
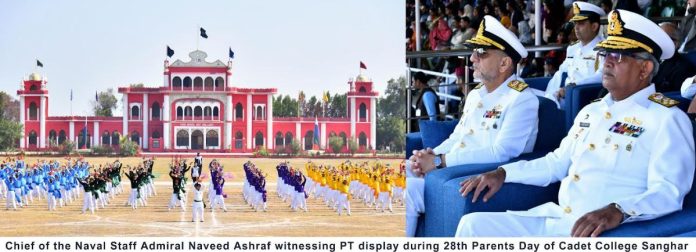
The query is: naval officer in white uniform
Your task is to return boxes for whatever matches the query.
[405,15,540,237]
[537,2,606,108]
[456,9,695,237]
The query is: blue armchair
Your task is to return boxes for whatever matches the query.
[563,83,603,131]
[409,96,566,236]
[424,120,696,237]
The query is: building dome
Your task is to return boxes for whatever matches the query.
[29,72,42,81]
[356,74,370,82]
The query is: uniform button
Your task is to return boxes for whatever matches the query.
[459,141,466,148]
[589,144,595,151]
[564,207,572,214]
[604,112,611,119]
[573,174,580,182]
[477,102,483,108]
[468,129,474,135]
[613,144,619,150]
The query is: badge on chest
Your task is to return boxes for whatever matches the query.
[608,121,645,138]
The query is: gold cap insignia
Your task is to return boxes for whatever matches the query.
[608,11,624,36]
[573,3,580,15]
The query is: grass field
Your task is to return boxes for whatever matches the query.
[1,156,404,237]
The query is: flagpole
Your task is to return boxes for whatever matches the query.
[196,25,200,51]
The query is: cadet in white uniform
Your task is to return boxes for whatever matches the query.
[405,15,540,237]
[456,10,695,237]
[537,2,606,108]
[192,183,204,222]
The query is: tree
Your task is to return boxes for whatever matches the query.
[119,136,139,156]
[375,77,407,152]
[348,137,358,155]
[328,93,347,117]
[328,136,344,154]
[0,120,22,151]
[92,88,118,117]
[0,91,19,121]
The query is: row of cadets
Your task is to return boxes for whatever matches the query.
[391,161,406,206]
[167,160,189,212]
[142,157,157,197]
[209,160,228,212]
[243,161,267,212]
[124,165,148,209]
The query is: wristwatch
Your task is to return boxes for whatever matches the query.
[433,155,444,169]
[611,203,630,223]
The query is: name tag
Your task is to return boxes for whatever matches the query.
[579,122,590,128]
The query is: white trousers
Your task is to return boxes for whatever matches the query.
[211,194,227,212]
[192,202,204,221]
[168,193,185,211]
[405,159,425,237]
[455,212,571,237]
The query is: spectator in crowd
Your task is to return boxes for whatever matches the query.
[678,0,696,53]
[650,22,696,92]
[543,0,567,44]
[495,5,512,27]
[410,71,440,127]
[430,18,453,50]
[536,2,606,108]
[544,57,560,77]
[451,16,476,49]
[615,0,643,14]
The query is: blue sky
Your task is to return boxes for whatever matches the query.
[0,0,404,116]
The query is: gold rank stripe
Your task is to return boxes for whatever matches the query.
[466,36,505,51]
[597,36,653,53]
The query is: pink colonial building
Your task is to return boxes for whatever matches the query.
[17,50,378,153]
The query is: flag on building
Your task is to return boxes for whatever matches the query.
[95,91,99,102]
[359,61,367,69]
[313,117,320,148]
[37,60,43,68]
[167,46,175,58]
[229,47,235,59]
[200,27,208,39]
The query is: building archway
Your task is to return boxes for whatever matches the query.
[255,131,264,147]
[183,77,192,88]
[191,130,204,149]
[58,130,66,144]
[359,103,367,120]
[275,132,284,147]
[235,103,243,119]
[359,132,367,148]
[204,77,214,90]
[215,77,224,89]
[304,131,314,150]
[28,131,37,145]
[151,102,160,119]
[193,77,203,89]
[112,131,120,146]
[285,132,293,147]
[176,130,189,147]
[102,130,110,145]
[235,131,243,149]
[172,77,182,89]
[206,130,218,148]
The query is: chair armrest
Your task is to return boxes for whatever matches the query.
[405,132,423,159]
[601,210,696,237]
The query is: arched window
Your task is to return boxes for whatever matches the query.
[151,131,160,139]
[215,77,224,89]
[285,132,293,146]
[255,131,264,147]
[176,107,183,119]
[130,131,140,145]
[29,102,38,120]
[359,103,367,119]
[183,77,192,88]
[194,106,203,117]
[359,86,367,93]
[206,130,218,147]
[204,107,212,117]
[235,103,243,119]
[49,130,57,145]
[172,77,182,89]
[151,102,160,119]
[235,131,243,149]
[58,130,66,144]
[359,132,367,147]
[28,131,37,145]
[193,77,203,89]
[112,131,120,146]
[204,77,214,90]
[177,130,189,147]
[275,132,284,146]
[212,107,219,118]
[102,130,110,145]
[339,132,347,147]
[30,84,38,91]
[256,106,263,120]
[131,105,140,119]
[184,106,192,117]
[304,131,314,150]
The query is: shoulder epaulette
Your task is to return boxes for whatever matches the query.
[648,93,679,108]
[569,41,579,46]
[507,80,528,92]
[473,83,483,89]
[591,98,602,103]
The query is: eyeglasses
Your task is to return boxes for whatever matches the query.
[472,48,489,59]
[597,51,648,63]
